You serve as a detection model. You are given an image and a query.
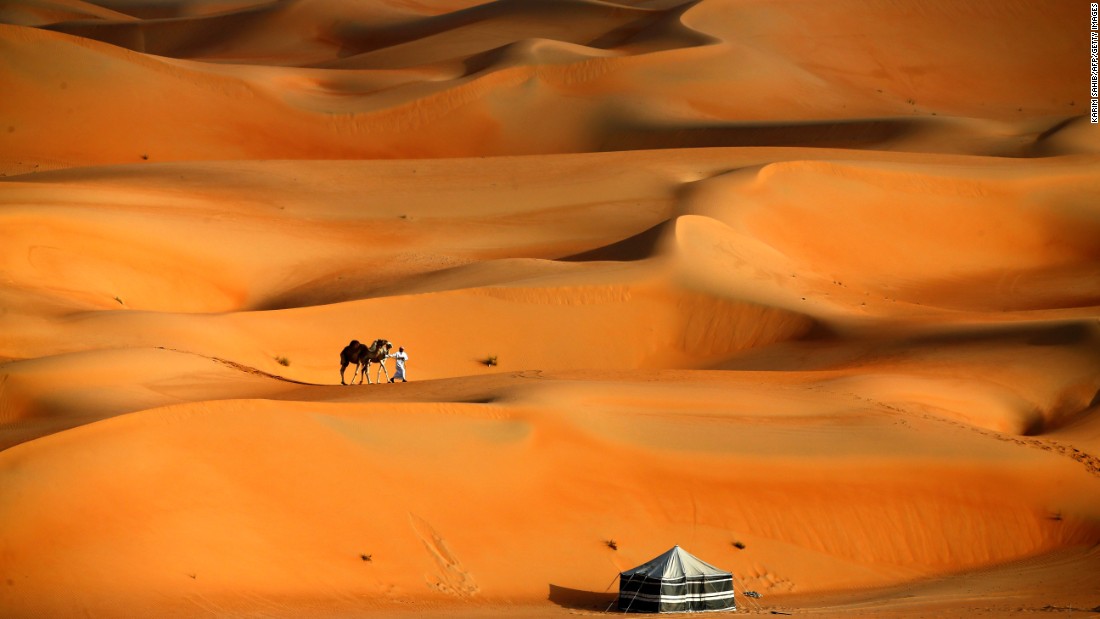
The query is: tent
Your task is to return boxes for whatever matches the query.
[617,545,735,613]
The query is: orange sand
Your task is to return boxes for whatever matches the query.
[1,1,1099,617]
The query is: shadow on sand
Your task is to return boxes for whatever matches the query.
[548,584,617,611]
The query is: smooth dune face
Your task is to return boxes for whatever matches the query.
[2,1,1099,618]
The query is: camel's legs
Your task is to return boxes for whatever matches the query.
[340,362,349,386]
[376,360,390,383]
[358,362,367,384]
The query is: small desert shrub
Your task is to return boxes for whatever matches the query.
[276,356,290,366]
[732,541,746,550]
[485,355,498,367]
[605,540,618,551]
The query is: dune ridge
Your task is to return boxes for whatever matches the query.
[2,0,1099,617]
[2,0,1091,173]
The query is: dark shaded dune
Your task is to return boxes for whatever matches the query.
[721,321,1100,374]
[81,0,274,20]
[0,0,135,27]
[1026,116,1100,157]
[559,220,668,262]
[249,269,416,311]
[0,347,306,450]
[35,0,712,70]
[314,0,712,69]
[601,115,1095,157]
[893,321,1100,354]
[325,0,640,56]
[38,0,709,66]
[599,118,927,153]
[35,0,438,64]
[585,0,709,52]
[456,39,585,80]
[717,319,1100,433]
[40,1,282,59]
[455,0,710,77]
[9,19,1087,165]
[252,258,604,310]
[601,0,700,8]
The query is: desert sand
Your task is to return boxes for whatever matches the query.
[2,0,1099,617]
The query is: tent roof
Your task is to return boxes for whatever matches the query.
[620,545,730,579]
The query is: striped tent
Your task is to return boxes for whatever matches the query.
[617,545,735,613]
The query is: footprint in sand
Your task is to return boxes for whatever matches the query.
[408,513,479,597]
[738,564,795,594]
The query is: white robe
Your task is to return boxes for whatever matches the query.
[390,351,408,379]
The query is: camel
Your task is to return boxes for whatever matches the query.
[339,339,393,385]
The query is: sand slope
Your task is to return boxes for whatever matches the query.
[1,0,1091,173]
[2,1,1099,617]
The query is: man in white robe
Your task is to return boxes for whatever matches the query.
[388,346,409,382]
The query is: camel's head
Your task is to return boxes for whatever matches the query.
[385,342,393,350]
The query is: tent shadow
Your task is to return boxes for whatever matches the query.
[548,584,617,611]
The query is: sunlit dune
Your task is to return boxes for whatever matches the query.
[1,0,1098,617]
[0,0,1087,172]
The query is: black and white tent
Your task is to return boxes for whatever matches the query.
[617,545,735,613]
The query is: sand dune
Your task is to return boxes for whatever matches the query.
[1,0,1087,172]
[2,372,1098,617]
[675,156,1100,319]
[2,0,1099,617]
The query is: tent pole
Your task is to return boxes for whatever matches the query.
[621,574,645,614]
[730,573,762,613]
[603,573,621,613]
